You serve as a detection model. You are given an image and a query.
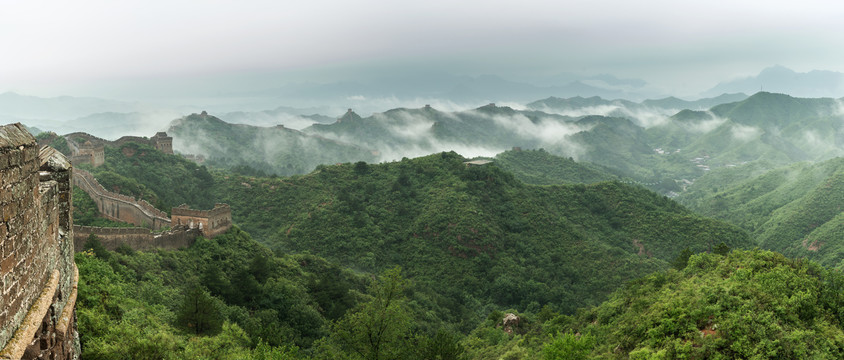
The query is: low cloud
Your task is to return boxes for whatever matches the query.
[534,103,672,128]
[730,124,761,141]
[686,112,728,133]
[483,112,590,144]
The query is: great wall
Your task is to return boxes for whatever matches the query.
[71,166,232,251]
[1,123,233,359]
[72,169,171,230]
[65,130,231,252]
[1,124,79,359]
[73,225,201,253]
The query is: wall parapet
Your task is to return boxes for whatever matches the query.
[72,168,171,229]
[1,123,79,359]
[73,225,201,253]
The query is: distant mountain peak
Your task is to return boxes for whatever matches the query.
[337,108,362,123]
[704,66,844,98]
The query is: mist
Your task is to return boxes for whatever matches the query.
[686,112,728,134]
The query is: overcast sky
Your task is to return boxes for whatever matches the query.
[2,0,844,99]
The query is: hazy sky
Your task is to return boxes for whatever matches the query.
[2,0,844,99]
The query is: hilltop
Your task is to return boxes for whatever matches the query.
[167,112,379,176]
[493,148,621,185]
[211,152,752,321]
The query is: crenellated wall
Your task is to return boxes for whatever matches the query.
[0,123,79,360]
[72,225,200,253]
[72,169,171,230]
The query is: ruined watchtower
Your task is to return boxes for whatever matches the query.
[67,139,104,167]
[171,203,233,239]
[150,132,173,154]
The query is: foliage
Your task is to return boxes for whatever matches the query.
[176,285,225,335]
[211,152,752,330]
[548,250,844,358]
[85,141,215,212]
[542,332,594,360]
[75,227,368,358]
[330,267,413,360]
[679,157,844,269]
[34,131,71,155]
[493,148,620,185]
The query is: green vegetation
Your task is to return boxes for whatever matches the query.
[76,227,353,358]
[167,112,378,176]
[77,228,474,359]
[678,157,844,269]
[452,250,844,359]
[545,250,844,358]
[81,141,215,212]
[35,131,71,155]
[211,152,752,323]
[493,148,620,185]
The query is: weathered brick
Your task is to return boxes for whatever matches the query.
[0,126,78,359]
[0,254,14,274]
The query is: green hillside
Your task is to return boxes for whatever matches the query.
[710,91,838,128]
[210,152,753,320]
[79,141,216,212]
[648,92,844,169]
[678,157,844,269]
[493,148,620,185]
[75,226,366,358]
[305,104,581,156]
[539,250,844,358]
[306,104,696,191]
[167,112,378,176]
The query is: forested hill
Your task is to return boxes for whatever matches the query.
[532,250,844,358]
[211,152,753,317]
[167,112,378,176]
[526,93,748,114]
[161,93,844,196]
[646,92,844,169]
[492,148,621,185]
[678,157,844,270]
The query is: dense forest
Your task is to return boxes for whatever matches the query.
[68,138,761,358]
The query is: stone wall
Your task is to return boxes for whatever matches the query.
[66,138,104,168]
[171,203,232,239]
[72,169,171,230]
[73,225,200,253]
[0,123,79,360]
[65,132,174,156]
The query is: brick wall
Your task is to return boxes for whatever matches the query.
[73,225,200,253]
[171,204,232,239]
[0,123,79,360]
[72,169,171,230]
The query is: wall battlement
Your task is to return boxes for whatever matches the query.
[64,131,174,157]
[73,225,201,253]
[0,123,79,359]
[73,169,233,240]
[72,168,172,230]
